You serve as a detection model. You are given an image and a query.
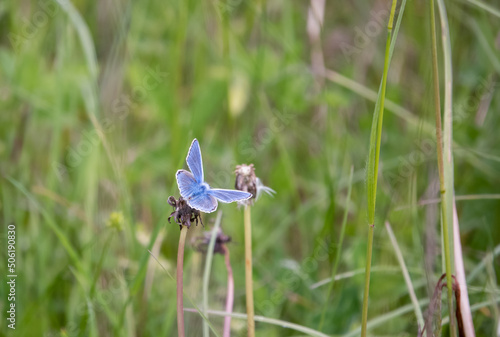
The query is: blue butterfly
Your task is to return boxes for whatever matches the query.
[176,139,253,213]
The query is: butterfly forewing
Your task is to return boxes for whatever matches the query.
[207,189,252,203]
[186,139,204,183]
[176,170,198,199]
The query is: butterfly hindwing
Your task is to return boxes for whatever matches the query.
[207,189,252,203]
[188,193,218,213]
[186,139,204,183]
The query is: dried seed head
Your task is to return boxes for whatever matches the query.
[235,164,275,206]
[235,164,257,204]
[193,228,231,254]
[168,196,203,229]
[167,196,177,207]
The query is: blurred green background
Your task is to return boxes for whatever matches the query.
[1,0,499,336]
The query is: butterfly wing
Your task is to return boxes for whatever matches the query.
[177,169,218,212]
[188,193,218,213]
[176,169,199,199]
[207,188,253,203]
[179,138,250,212]
[186,139,204,183]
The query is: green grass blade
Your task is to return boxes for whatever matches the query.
[365,0,408,224]
[362,0,404,335]
[464,0,500,18]
[55,0,98,80]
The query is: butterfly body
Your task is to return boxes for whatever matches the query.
[176,139,252,213]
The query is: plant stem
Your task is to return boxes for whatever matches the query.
[371,0,397,218]
[177,226,188,337]
[222,244,234,337]
[203,211,223,337]
[430,0,456,335]
[244,205,255,337]
[361,224,375,337]
[453,204,476,336]
[318,166,354,330]
[361,1,398,336]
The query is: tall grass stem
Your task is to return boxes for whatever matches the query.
[244,206,255,337]
[432,0,457,334]
[361,0,398,335]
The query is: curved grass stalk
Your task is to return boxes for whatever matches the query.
[344,295,500,337]
[310,265,423,289]
[467,244,500,282]
[184,308,330,337]
[465,0,500,18]
[385,221,425,332]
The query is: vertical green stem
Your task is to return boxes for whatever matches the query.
[177,226,188,337]
[370,0,398,219]
[244,206,255,337]
[361,225,375,337]
[430,0,456,335]
[361,1,398,336]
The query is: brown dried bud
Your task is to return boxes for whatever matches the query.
[193,228,231,254]
[168,196,203,229]
[235,164,257,203]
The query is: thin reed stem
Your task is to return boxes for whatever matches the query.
[361,224,375,337]
[361,0,398,335]
[244,205,255,337]
[430,0,456,335]
[177,226,188,337]
[222,244,234,337]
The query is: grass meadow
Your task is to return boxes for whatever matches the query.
[1,0,500,336]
